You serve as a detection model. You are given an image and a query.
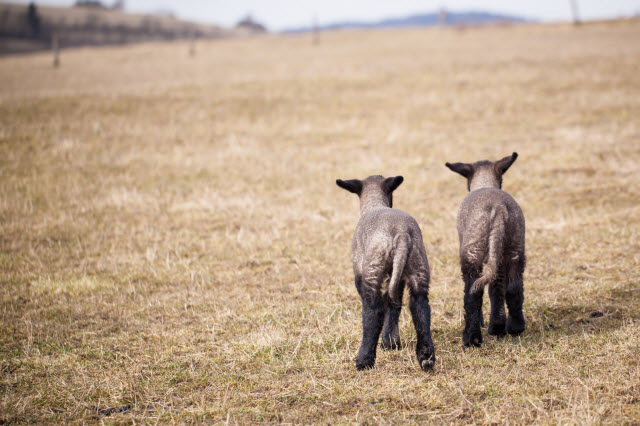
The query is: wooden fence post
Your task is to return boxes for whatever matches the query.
[312,14,319,45]
[52,32,60,68]
[189,32,196,57]
[570,0,581,25]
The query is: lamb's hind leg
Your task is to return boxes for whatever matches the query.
[355,273,385,370]
[487,269,507,336]
[381,282,404,350]
[462,268,483,347]
[408,278,435,370]
[506,261,525,335]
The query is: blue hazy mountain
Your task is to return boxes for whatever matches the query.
[283,10,529,33]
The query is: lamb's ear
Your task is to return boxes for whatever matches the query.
[445,162,474,178]
[336,179,363,194]
[384,176,404,193]
[495,152,518,175]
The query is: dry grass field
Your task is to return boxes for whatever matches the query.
[1,19,639,423]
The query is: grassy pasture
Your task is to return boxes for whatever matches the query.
[1,20,640,423]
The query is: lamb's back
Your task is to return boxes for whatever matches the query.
[457,188,524,249]
[353,207,423,254]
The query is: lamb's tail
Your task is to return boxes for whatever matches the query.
[388,233,411,303]
[470,207,507,294]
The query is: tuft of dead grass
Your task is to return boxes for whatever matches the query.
[1,20,639,423]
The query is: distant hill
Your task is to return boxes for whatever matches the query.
[0,2,260,55]
[284,10,529,33]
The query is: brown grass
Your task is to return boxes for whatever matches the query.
[1,20,639,423]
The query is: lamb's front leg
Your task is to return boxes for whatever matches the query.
[356,288,385,370]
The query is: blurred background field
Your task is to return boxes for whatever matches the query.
[1,12,640,424]
[0,1,258,55]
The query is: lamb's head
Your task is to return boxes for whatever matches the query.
[336,175,404,211]
[445,152,518,191]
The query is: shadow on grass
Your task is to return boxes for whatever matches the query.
[524,285,639,339]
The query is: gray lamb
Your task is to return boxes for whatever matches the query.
[445,153,526,347]
[336,175,435,371]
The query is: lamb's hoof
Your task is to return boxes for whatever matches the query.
[463,331,482,348]
[507,316,526,335]
[487,322,506,336]
[381,337,401,351]
[421,359,435,371]
[419,353,436,371]
[355,361,375,371]
[355,356,375,371]
[417,346,435,371]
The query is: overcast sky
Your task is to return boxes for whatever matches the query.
[11,0,640,30]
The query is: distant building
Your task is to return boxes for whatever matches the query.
[74,1,106,9]
[111,0,125,10]
[235,15,267,33]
